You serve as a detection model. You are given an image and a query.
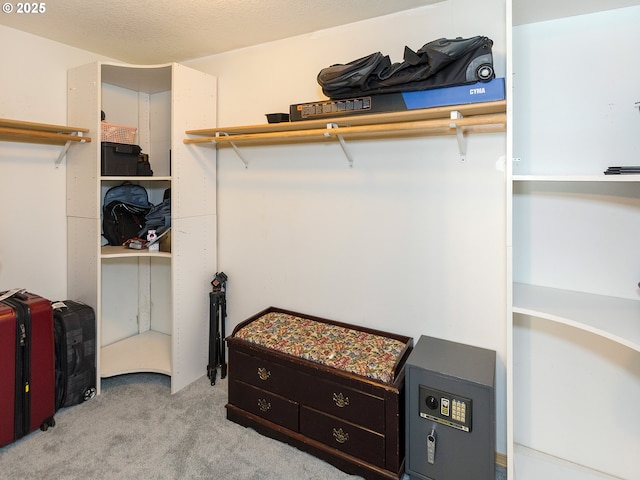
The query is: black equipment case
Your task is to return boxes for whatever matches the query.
[101,142,144,176]
[52,300,97,409]
[0,290,56,447]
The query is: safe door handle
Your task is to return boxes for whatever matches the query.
[427,428,436,465]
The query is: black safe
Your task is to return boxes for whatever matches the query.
[405,335,496,480]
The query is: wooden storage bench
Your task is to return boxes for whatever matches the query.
[226,307,413,480]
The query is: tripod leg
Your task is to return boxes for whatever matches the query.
[220,293,227,378]
[208,291,220,385]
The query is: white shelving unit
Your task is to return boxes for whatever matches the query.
[66,62,217,394]
[508,2,640,479]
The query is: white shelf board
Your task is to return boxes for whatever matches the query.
[512,283,640,352]
[100,176,171,182]
[514,444,622,480]
[101,245,171,259]
[101,63,172,94]
[100,330,171,377]
[513,174,640,182]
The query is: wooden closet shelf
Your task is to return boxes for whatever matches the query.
[183,100,506,147]
[0,118,92,146]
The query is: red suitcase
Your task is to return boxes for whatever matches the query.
[0,290,56,447]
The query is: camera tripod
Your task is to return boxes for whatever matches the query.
[207,272,228,385]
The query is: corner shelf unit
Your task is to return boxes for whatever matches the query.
[511,174,640,479]
[512,174,640,355]
[508,2,640,479]
[0,117,91,165]
[184,100,506,165]
[66,61,217,394]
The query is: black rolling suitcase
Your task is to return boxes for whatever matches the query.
[0,289,56,447]
[52,300,97,409]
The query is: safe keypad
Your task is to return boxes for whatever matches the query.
[451,399,466,422]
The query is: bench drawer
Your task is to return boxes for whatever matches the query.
[229,380,299,432]
[300,406,385,468]
[230,349,305,399]
[302,377,385,432]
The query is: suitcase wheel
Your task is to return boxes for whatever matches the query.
[40,417,56,431]
[476,64,494,81]
[83,387,97,402]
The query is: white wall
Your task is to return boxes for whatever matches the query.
[513,7,640,478]
[0,25,114,301]
[186,0,508,453]
[0,0,509,454]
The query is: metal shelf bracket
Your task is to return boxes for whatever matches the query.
[326,123,354,168]
[449,110,467,161]
[216,132,249,168]
[55,132,87,167]
[55,140,73,167]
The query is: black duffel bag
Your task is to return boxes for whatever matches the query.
[317,36,495,99]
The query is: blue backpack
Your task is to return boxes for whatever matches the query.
[102,182,151,246]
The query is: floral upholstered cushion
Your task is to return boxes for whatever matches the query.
[234,311,408,384]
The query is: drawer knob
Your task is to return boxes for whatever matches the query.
[258,398,271,412]
[333,392,350,408]
[257,367,271,381]
[332,427,349,444]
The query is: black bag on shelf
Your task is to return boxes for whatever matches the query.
[136,153,153,176]
[102,182,151,246]
[138,197,171,239]
[317,36,495,99]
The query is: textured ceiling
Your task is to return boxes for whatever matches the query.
[0,0,443,64]
[4,0,638,64]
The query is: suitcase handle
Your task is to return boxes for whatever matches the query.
[0,288,27,302]
[70,343,84,375]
